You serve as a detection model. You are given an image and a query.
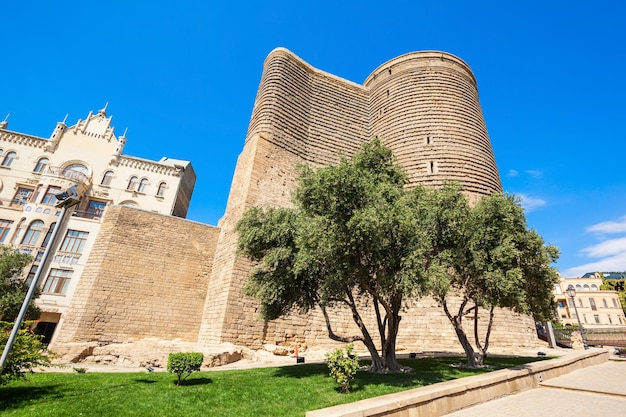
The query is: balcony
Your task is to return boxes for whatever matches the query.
[44,166,91,186]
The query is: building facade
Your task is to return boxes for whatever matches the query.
[554,277,626,328]
[0,108,195,344]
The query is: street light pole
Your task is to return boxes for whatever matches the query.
[0,188,80,370]
[566,284,589,350]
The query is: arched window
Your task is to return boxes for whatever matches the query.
[575,284,582,291]
[127,176,138,191]
[1,151,16,167]
[64,163,88,175]
[21,220,44,246]
[591,284,598,291]
[120,200,138,207]
[156,182,167,197]
[41,222,56,248]
[101,171,114,186]
[583,284,590,290]
[33,157,49,173]
[138,178,148,193]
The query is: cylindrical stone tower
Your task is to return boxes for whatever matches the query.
[366,51,502,199]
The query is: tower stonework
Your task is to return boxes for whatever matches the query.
[198,48,538,351]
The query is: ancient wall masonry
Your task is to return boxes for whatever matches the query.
[199,48,540,351]
[51,206,219,353]
[55,49,541,357]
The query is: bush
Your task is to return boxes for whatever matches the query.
[325,344,359,393]
[167,352,203,385]
[0,321,51,385]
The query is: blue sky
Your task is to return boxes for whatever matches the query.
[1,1,625,276]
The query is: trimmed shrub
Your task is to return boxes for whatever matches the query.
[167,352,203,385]
[325,344,359,393]
[0,321,51,385]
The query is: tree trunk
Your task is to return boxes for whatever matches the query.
[442,299,478,368]
[473,304,495,367]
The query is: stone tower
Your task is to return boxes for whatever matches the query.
[198,48,537,351]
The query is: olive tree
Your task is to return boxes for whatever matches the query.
[237,139,428,373]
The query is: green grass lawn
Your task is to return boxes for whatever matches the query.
[0,356,547,417]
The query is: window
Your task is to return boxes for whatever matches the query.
[557,300,566,308]
[567,299,574,307]
[583,284,590,290]
[575,284,582,291]
[21,220,44,245]
[579,298,583,308]
[1,151,16,167]
[101,171,114,186]
[26,265,38,286]
[594,314,600,324]
[41,185,62,205]
[156,182,166,197]
[33,157,49,173]
[138,178,148,193]
[60,230,89,254]
[64,163,88,175]
[127,176,138,191]
[0,219,13,242]
[603,299,608,308]
[42,269,72,295]
[11,187,34,207]
[41,222,56,248]
[591,284,598,291]
[613,299,619,308]
[85,200,106,219]
[589,298,597,311]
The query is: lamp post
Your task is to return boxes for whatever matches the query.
[0,187,80,370]
[566,284,589,350]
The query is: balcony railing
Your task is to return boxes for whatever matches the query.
[44,166,91,185]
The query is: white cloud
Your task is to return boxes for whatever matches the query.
[587,215,626,234]
[507,169,519,177]
[562,252,626,277]
[525,170,543,179]
[516,193,546,212]
[580,237,626,258]
[562,215,626,277]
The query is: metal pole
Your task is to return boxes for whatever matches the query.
[571,296,589,350]
[0,205,69,369]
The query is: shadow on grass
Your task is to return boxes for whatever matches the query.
[134,378,158,384]
[177,377,213,386]
[0,384,63,412]
[272,356,500,391]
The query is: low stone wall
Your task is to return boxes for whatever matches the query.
[306,349,608,417]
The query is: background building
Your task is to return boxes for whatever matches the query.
[0,108,195,345]
[554,276,626,328]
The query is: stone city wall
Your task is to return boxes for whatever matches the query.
[51,206,219,351]
[199,48,539,352]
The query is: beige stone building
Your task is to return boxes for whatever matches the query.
[554,276,626,328]
[0,108,196,345]
[3,49,546,364]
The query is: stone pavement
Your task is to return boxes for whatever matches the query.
[443,359,626,417]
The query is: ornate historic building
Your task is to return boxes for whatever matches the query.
[0,108,196,344]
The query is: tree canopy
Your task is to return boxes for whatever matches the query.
[237,138,559,371]
[0,246,38,323]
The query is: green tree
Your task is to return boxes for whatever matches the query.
[0,321,51,385]
[0,246,38,322]
[600,277,626,314]
[237,139,428,373]
[426,192,559,367]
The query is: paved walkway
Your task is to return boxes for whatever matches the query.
[444,360,626,417]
